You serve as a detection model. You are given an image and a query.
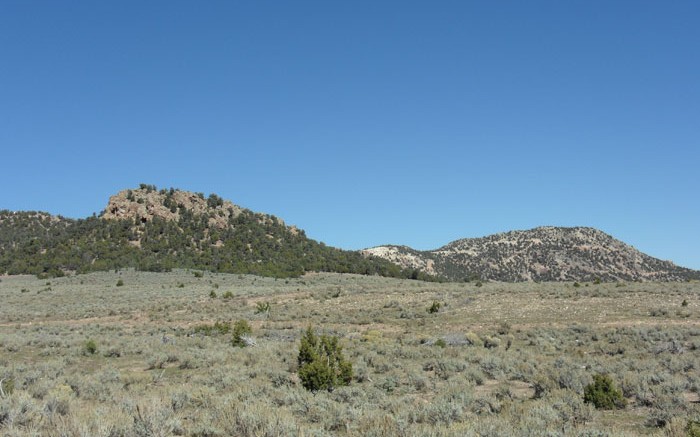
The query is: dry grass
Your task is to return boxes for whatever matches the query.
[1,270,699,436]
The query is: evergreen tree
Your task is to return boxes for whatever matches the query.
[583,374,626,410]
[297,326,352,392]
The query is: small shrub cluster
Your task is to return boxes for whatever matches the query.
[83,339,98,355]
[255,301,271,316]
[583,374,626,410]
[193,321,230,336]
[231,320,253,347]
[298,326,353,392]
[427,301,441,314]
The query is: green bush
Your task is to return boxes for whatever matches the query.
[427,301,441,314]
[231,320,253,347]
[483,336,501,349]
[297,326,353,392]
[116,279,124,287]
[688,420,700,437]
[255,301,271,316]
[583,374,626,410]
[84,339,98,355]
[194,321,231,336]
[465,331,481,346]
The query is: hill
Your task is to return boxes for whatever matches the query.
[0,184,432,280]
[363,226,700,282]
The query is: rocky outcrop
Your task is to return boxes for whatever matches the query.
[102,186,243,229]
[363,227,699,282]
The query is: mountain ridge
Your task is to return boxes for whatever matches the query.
[0,185,431,280]
[362,226,699,282]
[2,186,697,282]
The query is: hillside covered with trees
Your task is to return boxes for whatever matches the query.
[0,185,435,280]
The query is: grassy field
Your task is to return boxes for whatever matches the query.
[1,270,699,436]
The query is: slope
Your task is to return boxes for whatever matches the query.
[0,185,431,280]
[363,226,700,282]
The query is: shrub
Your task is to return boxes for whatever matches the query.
[103,347,122,358]
[0,378,14,396]
[583,374,626,410]
[688,420,700,437]
[427,301,441,314]
[298,326,353,392]
[231,320,253,347]
[465,331,481,346]
[116,279,124,287]
[194,321,230,336]
[84,339,98,355]
[255,301,271,316]
[483,336,501,349]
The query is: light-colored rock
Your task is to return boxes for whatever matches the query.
[101,187,243,229]
[363,226,694,282]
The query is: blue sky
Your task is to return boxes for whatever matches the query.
[1,1,699,269]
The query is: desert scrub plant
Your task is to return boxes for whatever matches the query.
[0,377,14,396]
[231,320,253,347]
[483,336,501,349]
[116,279,124,287]
[194,321,230,336]
[465,331,481,346]
[583,373,626,410]
[255,301,271,317]
[427,301,441,314]
[688,420,700,437]
[83,339,98,355]
[297,326,353,392]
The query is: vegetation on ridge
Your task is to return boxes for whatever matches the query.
[364,227,700,282]
[0,185,438,281]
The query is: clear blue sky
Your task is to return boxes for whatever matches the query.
[1,1,699,269]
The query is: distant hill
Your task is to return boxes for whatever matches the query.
[0,184,433,280]
[362,227,700,282]
[3,188,697,282]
